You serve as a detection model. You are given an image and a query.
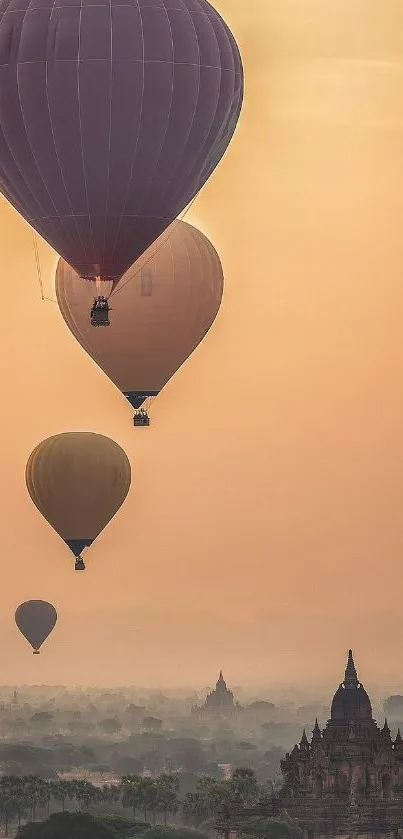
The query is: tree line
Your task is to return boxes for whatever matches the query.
[0,768,276,835]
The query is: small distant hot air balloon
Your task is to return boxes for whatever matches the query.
[26,433,131,570]
[15,601,57,655]
[56,221,224,425]
[0,0,243,307]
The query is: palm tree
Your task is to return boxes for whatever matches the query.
[70,779,98,812]
[99,783,121,810]
[120,774,143,819]
[49,779,72,813]
[156,774,180,826]
[0,787,18,837]
[0,777,28,831]
[41,782,51,818]
[142,778,158,824]
[24,776,47,822]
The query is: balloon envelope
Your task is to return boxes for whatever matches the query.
[0,0,243,284]
[56,221,224,407]
[26,433,131,562]
[15,600,57,654]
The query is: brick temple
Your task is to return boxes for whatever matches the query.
[217,650,403,839]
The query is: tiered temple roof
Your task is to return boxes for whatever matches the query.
[217,650,403,839]
[193,671,240,715]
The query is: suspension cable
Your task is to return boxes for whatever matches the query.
[33,190,201,304]
[32,231,44,300]
[32,231,57,303]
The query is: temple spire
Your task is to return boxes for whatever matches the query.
[200,671,235,713]
[311,718,322,745]
[216,671,228,692]
[381,719,392,742]
[344,649,359,688]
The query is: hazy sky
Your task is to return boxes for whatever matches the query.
[1,0,403,689]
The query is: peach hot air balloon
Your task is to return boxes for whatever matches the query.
[26,433,131,570]
[55,221,224,425]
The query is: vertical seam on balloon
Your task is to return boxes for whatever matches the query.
[171,0,186,12]
[0,174,27,217]
[193,11,239,187]
[189,226,201,346]
[126,0,175,228]
[101,0,113,266]
[175,227,190,367]
[168,218,175,323]
[193,224,216,345]
[0,57,59,235]
[33,446,44,521]
[14,95,77,257]
[200,228,216,338]
[184,227,215,352]
[153,1,201,210]
[30,441,45,524]
[107,0,145,264]
[213,231,224,306]
[226,15,242,79]
[110,1,176,264]
[194,4,241,189]
[77,0,97,263]
[162,5,222,212]
[30,446,41,514]
[0,51,44,220]
[14,1,78,248]
[183,221,193,347]
[189,227,205,351]
[47,435,59,532]
[200,224,215,297]
[179,1,223,191]
[44,0,89,262]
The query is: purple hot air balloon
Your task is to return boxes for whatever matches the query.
[0,0,243,290]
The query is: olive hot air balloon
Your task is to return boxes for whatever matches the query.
[56,221,224,423]
[0,0,243,300]
[15,600,57,655]
[26,433,131,570]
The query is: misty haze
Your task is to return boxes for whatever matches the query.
[0,0,402,837]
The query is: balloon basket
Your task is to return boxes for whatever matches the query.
[133,413,150,427]
[33,650,40,655]
[75,558,86,571]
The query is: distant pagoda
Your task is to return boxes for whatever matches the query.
[192,671,241,716]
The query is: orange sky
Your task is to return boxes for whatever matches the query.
[0,0,403,689]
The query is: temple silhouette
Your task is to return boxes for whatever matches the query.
[192,671,241,716]
[281,650,399,800]
[218,650,403,839]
